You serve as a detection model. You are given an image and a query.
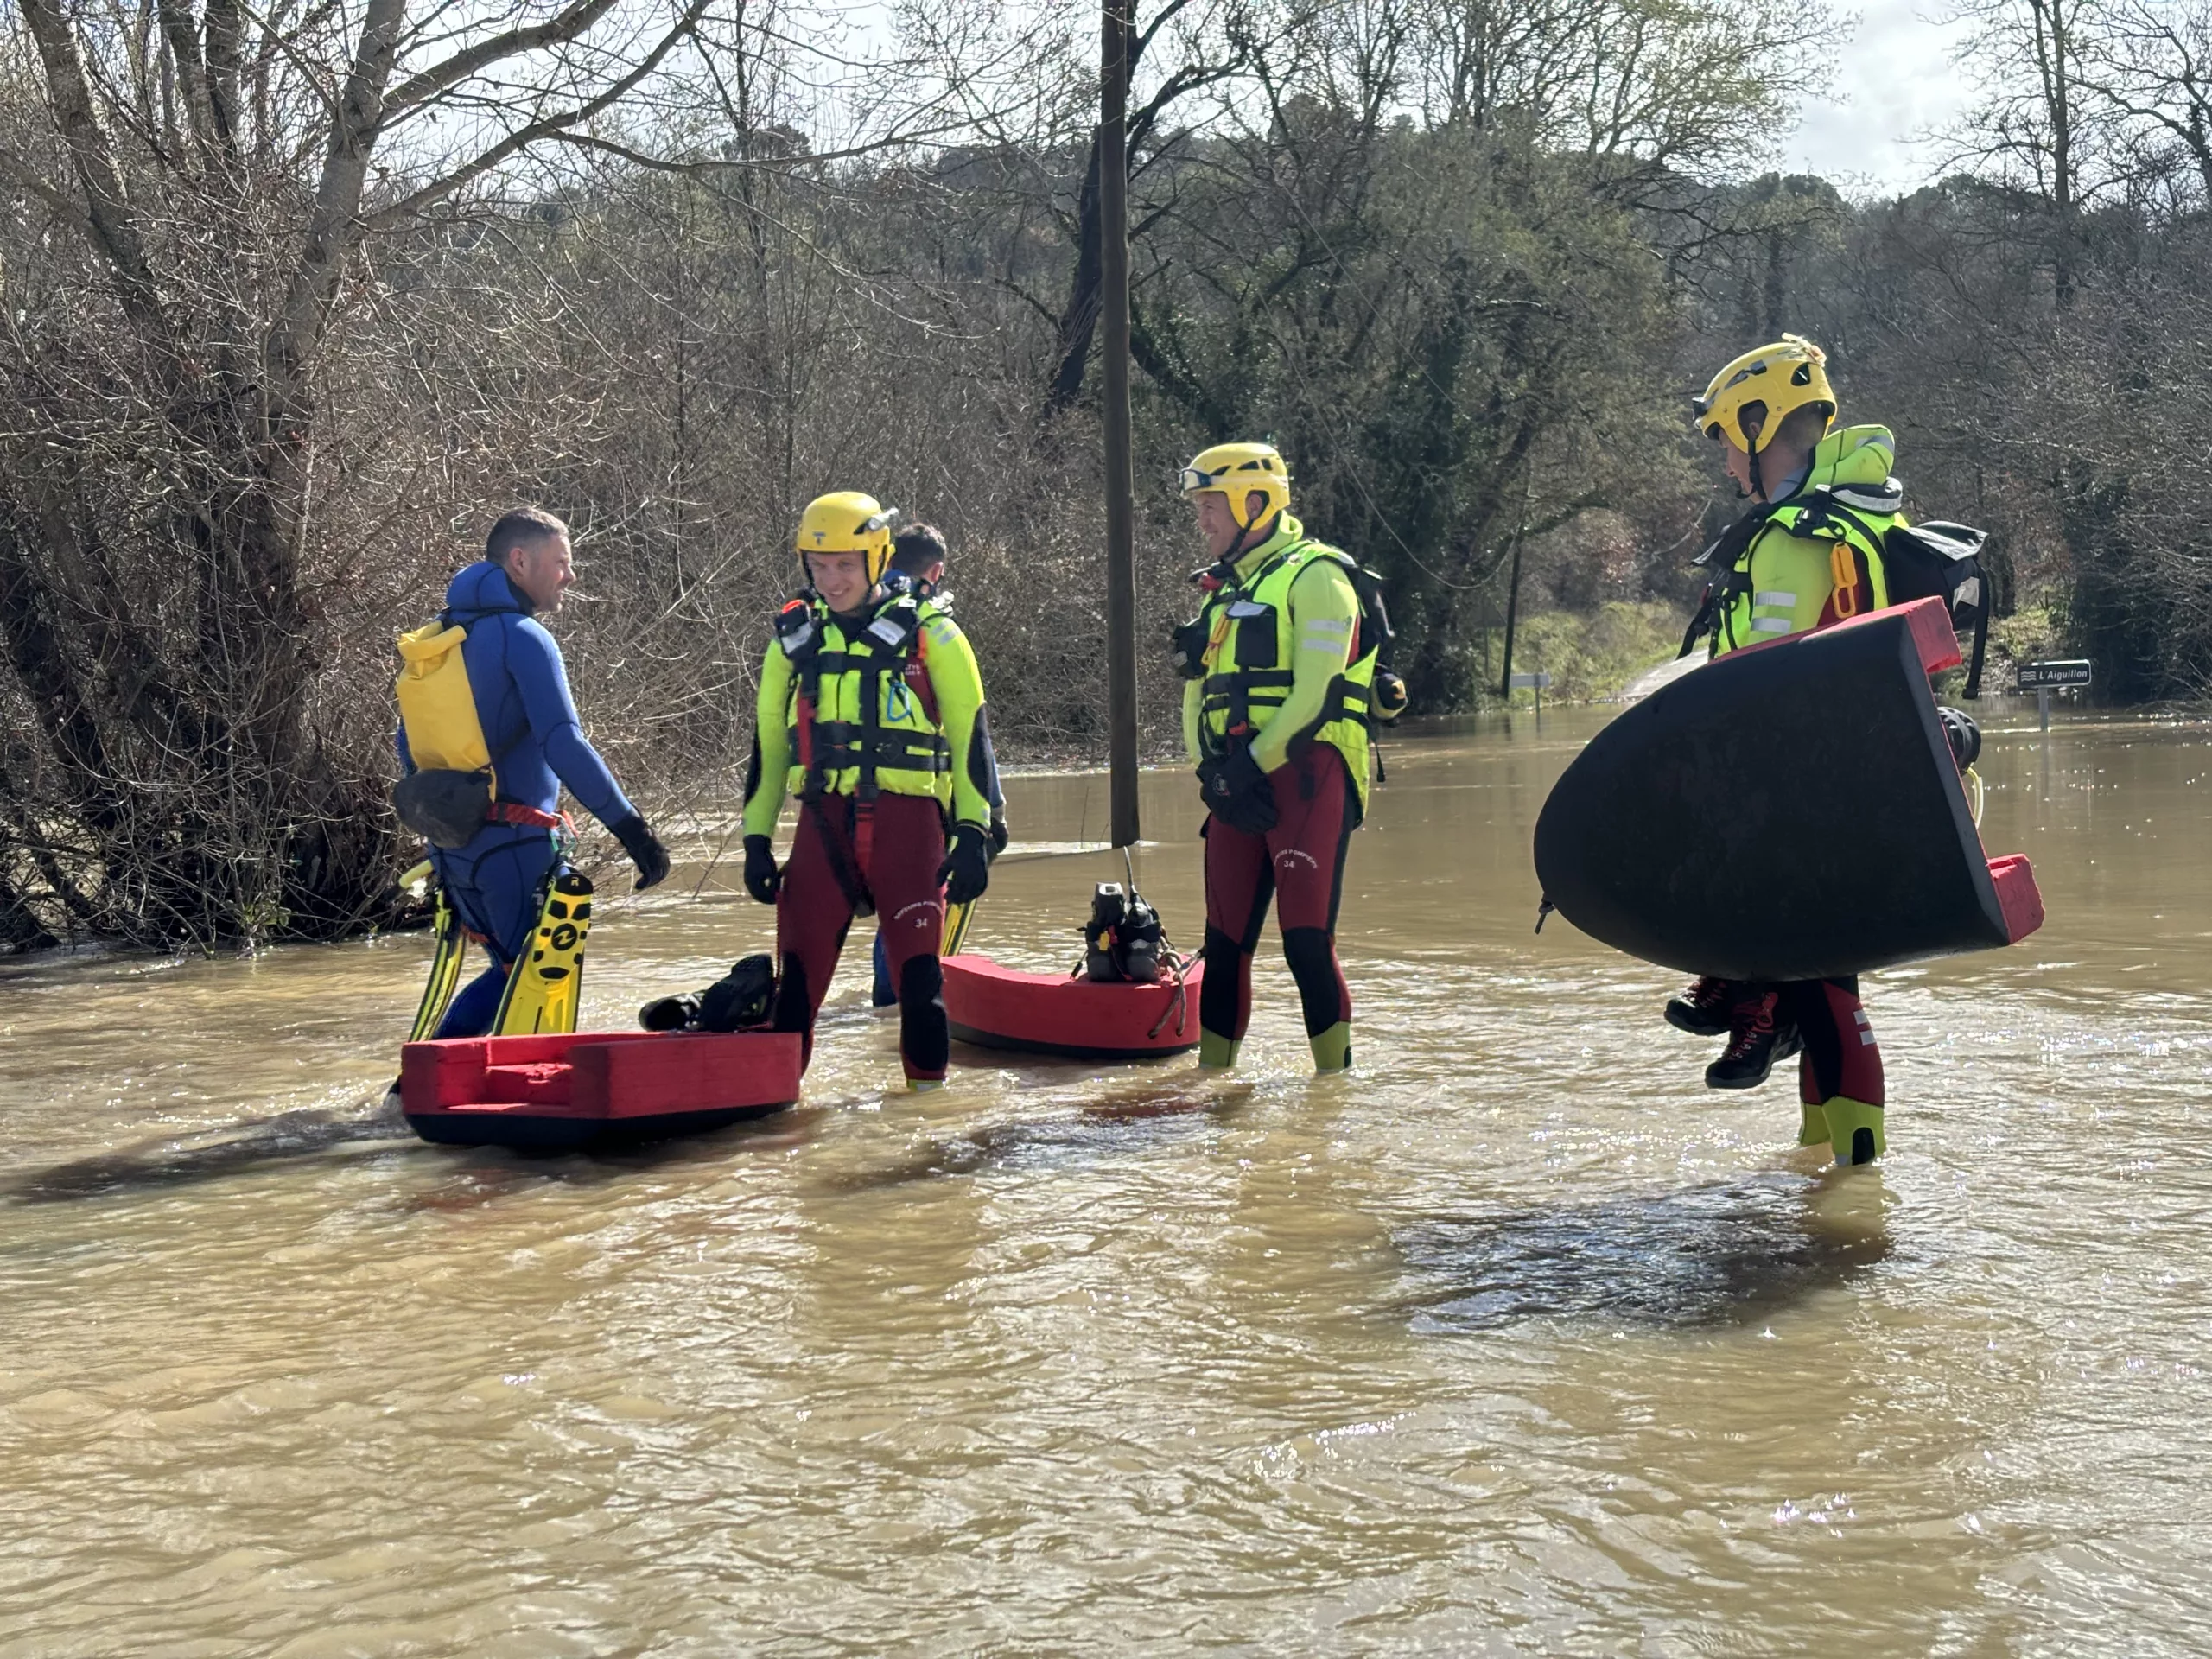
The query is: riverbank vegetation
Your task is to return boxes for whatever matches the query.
[3,0,2209,949]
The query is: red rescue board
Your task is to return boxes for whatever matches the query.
[1534,597,2044,980]
[941,953,1204,1060]
[400,1030,801,1150]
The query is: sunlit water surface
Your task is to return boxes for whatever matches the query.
[4,709,2211,1655]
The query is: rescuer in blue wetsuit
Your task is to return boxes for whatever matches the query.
[397,508,669,1037]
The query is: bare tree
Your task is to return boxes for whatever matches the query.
[2082,0,2212,208]
[1945,0,2124,303]
[0,0,721,947]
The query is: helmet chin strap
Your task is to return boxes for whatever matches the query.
[1225,506,1280,563]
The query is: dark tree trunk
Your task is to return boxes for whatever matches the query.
[1046,130,1107,414]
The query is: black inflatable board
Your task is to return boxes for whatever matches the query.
[1533,601,2010,982]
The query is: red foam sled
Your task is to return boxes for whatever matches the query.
[400,1030,802,1150]
[941,953,1204,1060]
[1988,854,2044,945]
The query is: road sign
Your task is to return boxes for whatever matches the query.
[1508,673,1553,690]
[2018,658,2090,734]
[2016,659,2091,690]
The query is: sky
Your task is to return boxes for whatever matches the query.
[1779,0,1980,196]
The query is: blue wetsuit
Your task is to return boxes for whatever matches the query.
[397,562,636,1038]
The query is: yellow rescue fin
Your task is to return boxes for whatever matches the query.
[407,888,467,1043]
[493,870,593,1035]
[942,897,977,957]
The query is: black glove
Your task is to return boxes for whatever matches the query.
[1197,742,1278,835]
[937,823,991,906]
[742,834,781,906]
[988,808,1009,860]
[609,813,671,891]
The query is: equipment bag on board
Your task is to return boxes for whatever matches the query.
[639,954,778,1034]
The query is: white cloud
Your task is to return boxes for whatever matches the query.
[1782,1,1979,196]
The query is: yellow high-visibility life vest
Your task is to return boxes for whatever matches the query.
[782,594,955,805]
[1197,541,1376,797]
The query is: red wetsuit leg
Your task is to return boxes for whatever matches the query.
[1265,748,1357,1040]
[866,793,951,1082]
[1785,976,1885,1106]
[772,798,861,1070]
[1782,976,1885,1160]
[1199,812,1274,1049]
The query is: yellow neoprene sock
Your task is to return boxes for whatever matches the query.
[1310,1021,1352,1074]
[1820,1097,1885,1165]
[1798,1100,1830,1148]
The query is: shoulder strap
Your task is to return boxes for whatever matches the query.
[1691,503,1777,571]
[1236,541,1308,597]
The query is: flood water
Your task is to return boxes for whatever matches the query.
[4,708,2212,1655]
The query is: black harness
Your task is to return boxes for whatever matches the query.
[779,593,950,914]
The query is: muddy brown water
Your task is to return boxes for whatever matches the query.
[3,709,2211,1655]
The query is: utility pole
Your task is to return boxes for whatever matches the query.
[1101,0,1141,849]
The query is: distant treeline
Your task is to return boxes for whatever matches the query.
[2,0,2207,949]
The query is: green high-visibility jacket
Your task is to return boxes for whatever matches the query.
[1714,424,1904,656]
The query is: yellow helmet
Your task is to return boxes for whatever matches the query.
[795,491,899,585]
[1179,442,1290,533]
[1694,335,1836,454]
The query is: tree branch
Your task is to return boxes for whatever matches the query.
[381,0,623,118]
[17,0,171,338]
[267,0,406,410]
[366,0,711,228]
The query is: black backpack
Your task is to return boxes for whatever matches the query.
[1876,520,1991,698]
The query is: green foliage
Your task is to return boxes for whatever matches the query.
[1127,119,1703,709]
[1989,604,2063,671]
[1481,602,1688,704]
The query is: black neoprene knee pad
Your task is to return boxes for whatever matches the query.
[1281,926,1345,1036]
[1199,925,1242,1034]
[771,952,811,1034]
[899,954,949,1077]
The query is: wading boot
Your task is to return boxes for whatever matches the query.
[1665,976,1734,1037]
[1705,990,1801,1090]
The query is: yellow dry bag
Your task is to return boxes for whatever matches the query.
[395,622,493,772]
[394,621,500,848]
